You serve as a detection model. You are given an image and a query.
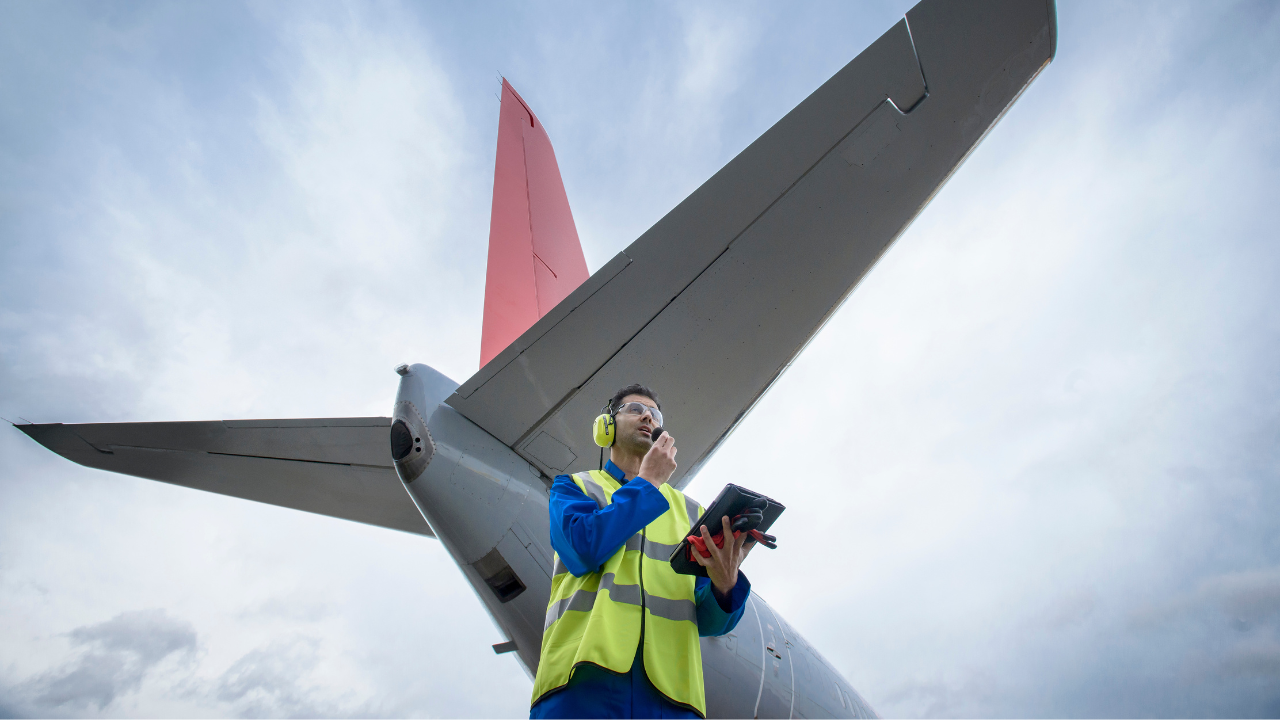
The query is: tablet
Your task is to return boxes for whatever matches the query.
[669,483,784,577]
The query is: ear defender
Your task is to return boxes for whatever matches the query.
[592,411,616,448]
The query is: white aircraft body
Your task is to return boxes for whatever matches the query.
[18,0,1056,716]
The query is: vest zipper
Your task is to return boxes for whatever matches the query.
[639,526,647,655]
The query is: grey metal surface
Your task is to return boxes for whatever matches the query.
[703,591,877,718]
[446,0,1056,488]
[754,596,797,718]
[395,364,552,677]
[392,363,459,484]
[17,417,433,537]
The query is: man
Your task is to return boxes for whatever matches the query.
[530,384,754,719]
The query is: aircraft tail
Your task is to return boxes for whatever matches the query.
[17,418,433,536]
[480,79,589,368]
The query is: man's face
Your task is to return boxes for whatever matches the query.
[614,393,661,453]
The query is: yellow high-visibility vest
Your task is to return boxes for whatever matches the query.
[531,470,706,716]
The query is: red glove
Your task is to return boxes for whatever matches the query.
[686,526,776,561]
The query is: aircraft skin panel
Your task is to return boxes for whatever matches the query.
[482,79,539,369]
[524,120,589,316]
[17,419,434,537]
[480,79,589,369]
[448,0,1056,487]
[461,250,633,401]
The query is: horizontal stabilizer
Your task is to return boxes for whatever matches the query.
[18,418,433,537]
[448,0,1056,487]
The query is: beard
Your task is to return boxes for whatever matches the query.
[617,428,653,455]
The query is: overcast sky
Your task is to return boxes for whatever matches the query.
[2,1,1279,717]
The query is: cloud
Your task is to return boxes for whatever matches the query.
[0,2,522,717]
[879,671,1000,719]
[212,638,336,719]
[3,0,1280,718]
[1,610,370,718]
[1203,567,1280,626]
[1130,566,1280,642]
[0,0,478,427]
[14,610,196,712]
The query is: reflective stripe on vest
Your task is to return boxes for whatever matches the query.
[683,494,701,531]
[543,573,696,629]
[533,469,706,716]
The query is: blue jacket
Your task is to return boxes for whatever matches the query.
[531,459,749,719]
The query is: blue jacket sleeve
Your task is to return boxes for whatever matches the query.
[695,572,751,637]
[548,474,670,577]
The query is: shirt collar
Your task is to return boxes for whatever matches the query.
[604,458,626,482]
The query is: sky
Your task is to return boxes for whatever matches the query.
[2,0,1279,717]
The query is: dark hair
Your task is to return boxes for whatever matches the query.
[609,383,661,413]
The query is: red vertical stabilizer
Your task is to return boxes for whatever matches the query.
[480,79,589,368]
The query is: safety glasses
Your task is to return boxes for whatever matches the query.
[615,401,663,427]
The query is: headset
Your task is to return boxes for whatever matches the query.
[592,401,617,449]
[592,395,665,468]
[591,400,616,471]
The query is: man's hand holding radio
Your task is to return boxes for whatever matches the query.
[639,432,677,489]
